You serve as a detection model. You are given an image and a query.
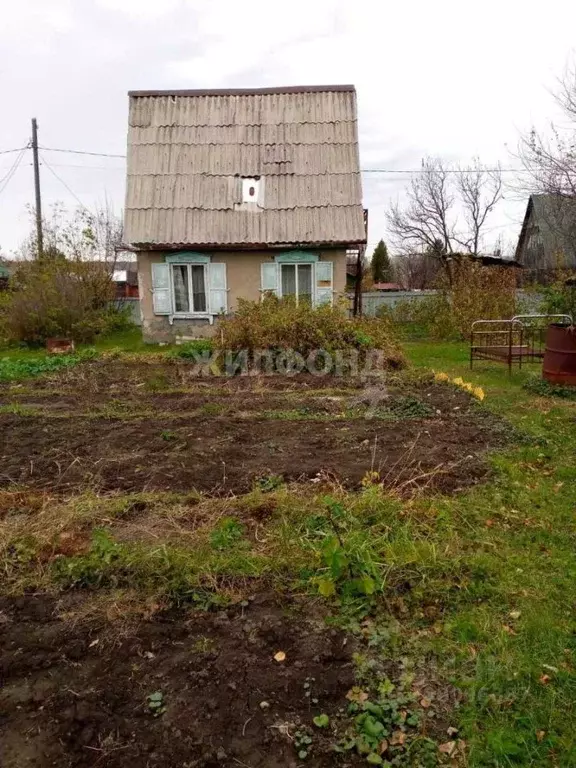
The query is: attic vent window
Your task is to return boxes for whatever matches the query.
[242,177,262,204]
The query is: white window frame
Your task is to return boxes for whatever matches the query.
[278,262,315,306]
[170,262,209,316]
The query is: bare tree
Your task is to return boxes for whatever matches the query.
[388,158,455,274]
[393,251,441,290]
[18,202,124,270]
[517,64,576,270]
[518,64,576,199]
[455,160,502,256]
[387,157,503,283]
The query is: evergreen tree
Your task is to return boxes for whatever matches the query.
[371,239,392,283]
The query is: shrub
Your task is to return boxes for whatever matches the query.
[539,272,576,320]
[216,296,406,369]
[0,259,132,345]
[380,260,518,340]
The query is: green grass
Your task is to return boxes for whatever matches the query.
[403,341,576,766]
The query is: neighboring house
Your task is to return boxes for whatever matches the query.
[516,194,576,273]
[123,85,366,341]
[372,282,403,291]
[112,260,139,299]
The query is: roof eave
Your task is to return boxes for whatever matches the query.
[125,239,366,252]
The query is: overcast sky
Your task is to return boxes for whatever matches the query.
[1,0,574,257]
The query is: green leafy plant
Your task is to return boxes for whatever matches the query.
[294,728,313,760]
[335,678,436,766]
[147,691,166,717]
[314,497,380,600]
[0,348,96,382]
[523,373,576,400]
[161,430,178,441]
[313,714,330,728]
[170,339,215,359]
[209,518,245,551]
[257,474,284,492]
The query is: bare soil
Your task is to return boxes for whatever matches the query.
[0,362,508,495]
[0,593,364,768]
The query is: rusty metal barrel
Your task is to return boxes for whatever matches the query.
[543,323,576,386]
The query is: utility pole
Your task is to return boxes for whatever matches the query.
[31,118,43,259]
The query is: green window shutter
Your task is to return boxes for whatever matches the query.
[151,262,171,315]
[315,261,333,306]
[261,262,278,295]
[208,262,227,314]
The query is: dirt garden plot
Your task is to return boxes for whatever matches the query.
[0,594,369,768]
[0,361,509,496]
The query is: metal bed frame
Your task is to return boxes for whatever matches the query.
[470,314,573,374]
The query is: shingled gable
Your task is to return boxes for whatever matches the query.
[124,85,366,249]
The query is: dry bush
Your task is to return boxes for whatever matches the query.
[0,259,132,345]
[449,261,518,336]
[217,296,406,368]
[381,260,518,340]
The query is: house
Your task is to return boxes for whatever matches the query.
[516,194,576,274]
[112,260,139,299]
[123,85,366,341]
[372,282,403,291]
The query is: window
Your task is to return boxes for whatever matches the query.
[280,263,313,304]
[171,263,207,314]
[242,177,261,204]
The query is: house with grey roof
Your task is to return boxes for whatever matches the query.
[123,85,366,342]
[516,194,576,274]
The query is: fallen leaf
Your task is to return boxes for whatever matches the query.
[346,687,369,703]
[502,624,517,636]
[539,674,551,685]
[379,739,389,754]
[447,726,459,736]
[420,697,432,708]
[273,651,286,663]
[390,731,406,746]
[438,741,457,756]
[88,638,99,648]
[509,610,521,620]
[542,664,558,673]
[536,730,546,743]
[485,519,494,527]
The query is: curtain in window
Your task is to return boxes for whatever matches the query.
[191,265,207,312]
[172,265,189,312]
[281,264,296,297]
[298,264,313,304]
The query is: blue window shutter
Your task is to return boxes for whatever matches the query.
[208,262,227,314]
[151,262,171,315]
[261,262,278,295]
[315,261,333,306]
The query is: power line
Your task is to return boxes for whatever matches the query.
[0,147,28,197]
[39,162,125,170]
[361,167,527,175]
[39,153,92,214]
[36,145,527,174]
[40,145,126,159]
[0,145,29,155]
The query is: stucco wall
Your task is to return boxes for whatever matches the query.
[137,249,348,342]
